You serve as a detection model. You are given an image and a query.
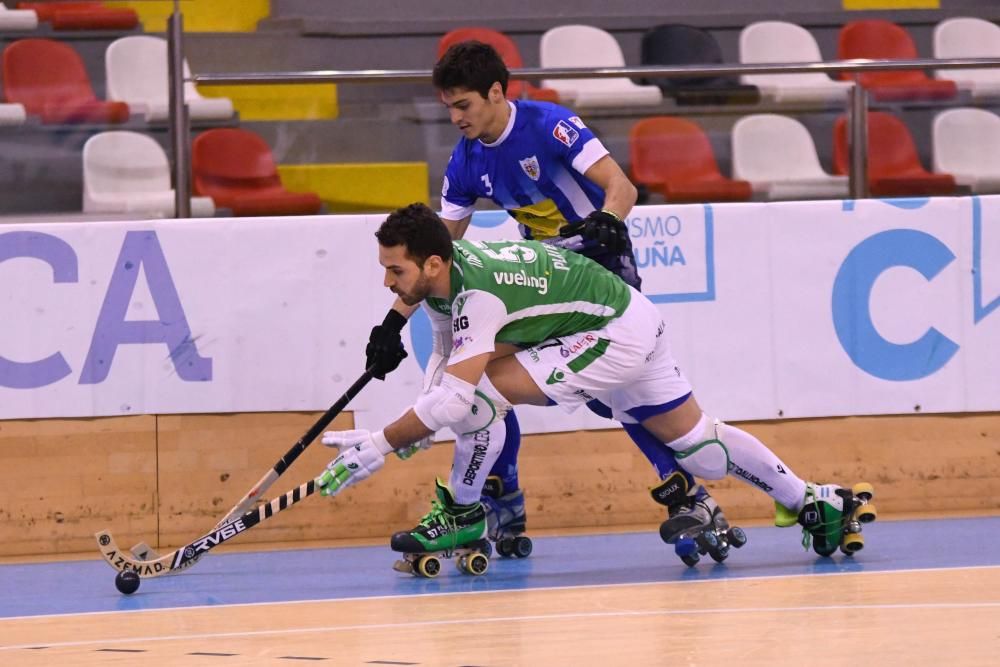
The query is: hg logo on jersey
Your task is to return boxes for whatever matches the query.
[552,120,579,147]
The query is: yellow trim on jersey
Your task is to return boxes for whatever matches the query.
[509,199,569,240]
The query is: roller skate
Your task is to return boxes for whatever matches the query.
[652,472,747,567]
[480,476,533,559]
[390,479,491,578]
[776,482,877,556]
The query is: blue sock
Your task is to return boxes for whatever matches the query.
[622,421,695,487]
[486,410,522,493]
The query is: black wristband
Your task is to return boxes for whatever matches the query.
[381,309,408,333]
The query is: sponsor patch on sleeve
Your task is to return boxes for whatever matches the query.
[552,119,580,147]
[569,115,586,129]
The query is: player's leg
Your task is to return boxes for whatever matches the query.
[391,374,513,560]
[480,411,529,548]
[640,397,873,556]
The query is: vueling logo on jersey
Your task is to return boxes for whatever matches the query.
[493,270,548,295]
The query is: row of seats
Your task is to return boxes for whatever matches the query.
[631,108,1000,202]
[441,18,1000,108]
[0,37,233,125]
[83,128,322,218]
[0,2,138,31]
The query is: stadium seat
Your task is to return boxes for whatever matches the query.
[837,20,957,102]
[83,131,216,218]
[932,108,1000,194]
[833,111,956,197]
[641,24,760,105]
[192,128,323,217]
[630,117,751,203]
[933,17,1000,100]
[540,24,662,107]
[0,103,27,126]
[0,4,38,30]
[438,27,559,102]
[738,21,852,104]
[732,114,848,200]
[106,36,235,123]
[2,39,129,124]
[17,2,137,31]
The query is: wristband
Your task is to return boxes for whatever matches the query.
[599,209,622,222]
[371,430,394,456]
[381,309,408,334]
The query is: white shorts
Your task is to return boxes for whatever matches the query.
[515,286,693,422]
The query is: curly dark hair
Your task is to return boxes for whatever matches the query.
[375,203,454,266]
[432,40,509,98]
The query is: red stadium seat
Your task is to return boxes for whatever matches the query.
[438,27,560,102]
[838,20,957,102]
[192,128,323,217]
[18,2,137,31]
[2,39,129,124]
[833,111,956,197]
[630,117,751,203]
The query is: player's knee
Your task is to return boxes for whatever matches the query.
[668,413,730,480]
[451,373,513,435]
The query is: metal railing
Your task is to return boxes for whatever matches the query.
[162,7,1000,215]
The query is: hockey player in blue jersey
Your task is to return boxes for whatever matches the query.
[365,41,737,566]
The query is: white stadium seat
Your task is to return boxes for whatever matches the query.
[739,21,853,104]
[934,17,1000,100]
[932,108,1000,194]
[540,24,662,108]
[0,103,26,126]
[105,35,234,123]
[732,114,848,200]
[83,131,216,218]
[0,4,38,31]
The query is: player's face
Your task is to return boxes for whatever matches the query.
[379,244,433,306]
[440,84,505,141]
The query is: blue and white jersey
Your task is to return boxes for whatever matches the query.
[440,100,609,241]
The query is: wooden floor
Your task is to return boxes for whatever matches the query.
[1,519,999,666]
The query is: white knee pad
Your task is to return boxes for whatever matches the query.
[669,413,731,480]
[452,373,513,435]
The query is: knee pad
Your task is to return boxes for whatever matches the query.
[451,373,512,435]
[670,413,731,480]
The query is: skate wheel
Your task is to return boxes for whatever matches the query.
[709,546,729,564]
[512,536,533,558]
[727,527,748,548]
[461,552,489,576]
[696,530,719,553]
[841,532,864,555]
[496,538,516,558]
[852,482,874,502]
[416,555,441,578]
[680,553,700,568]
[855,502,877,524]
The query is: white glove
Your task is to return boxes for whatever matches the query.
[316,429,392,497]
[394,436,433,460]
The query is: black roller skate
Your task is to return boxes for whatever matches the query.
[652,472,747,567]
[481,476,533,559]
[777,482,877,556]
[390,479,491,578]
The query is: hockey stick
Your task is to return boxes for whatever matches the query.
[97,478,319,577]
[103,367,376,569]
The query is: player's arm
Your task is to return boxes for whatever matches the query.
[442,214,473,240]
[584,154,638,221]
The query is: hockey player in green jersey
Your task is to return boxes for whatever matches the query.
[316,204,877,571]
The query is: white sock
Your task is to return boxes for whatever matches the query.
[449,418,507,505]
[717,422,807,510]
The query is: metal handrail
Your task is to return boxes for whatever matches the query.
[191,57,1000,85]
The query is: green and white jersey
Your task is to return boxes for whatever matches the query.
[425,239,631,364]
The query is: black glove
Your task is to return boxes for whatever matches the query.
[558,209,629,254]
[366,309,409,380]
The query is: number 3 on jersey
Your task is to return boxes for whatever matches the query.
[480,173,493,196]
